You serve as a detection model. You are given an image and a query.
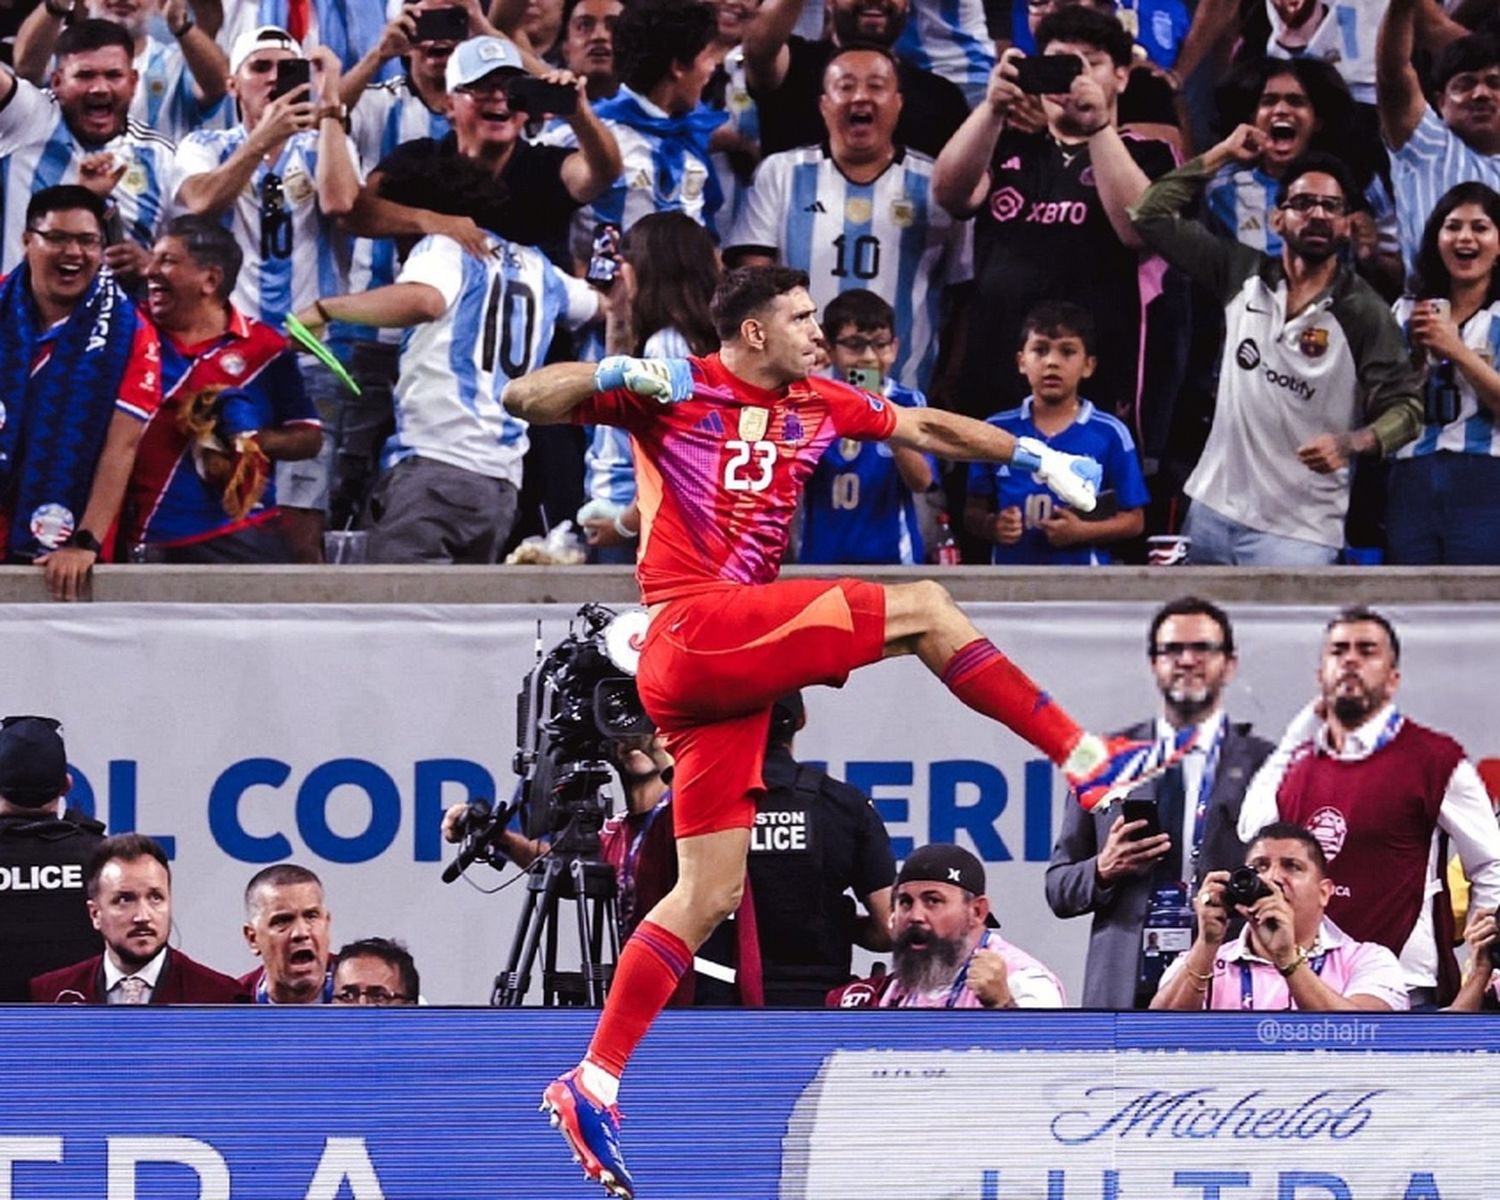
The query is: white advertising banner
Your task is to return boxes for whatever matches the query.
[0,601,1494,1003]
[785,1044,1491,1199]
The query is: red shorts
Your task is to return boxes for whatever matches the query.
[635,578,886,838]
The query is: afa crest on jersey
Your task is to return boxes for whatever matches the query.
[739,407,769,441]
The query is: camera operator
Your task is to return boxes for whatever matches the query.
[443,732,678,939]
[1152,821,1407,1011]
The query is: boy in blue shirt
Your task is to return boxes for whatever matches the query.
[799,290,937,565]
[965,301,1149,565]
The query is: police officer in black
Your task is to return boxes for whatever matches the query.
[700,692,896,1006]
[0,715,105,1000]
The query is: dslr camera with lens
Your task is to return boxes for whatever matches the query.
[1224,865,1273,908]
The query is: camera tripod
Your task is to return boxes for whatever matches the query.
[491,818,622,1007]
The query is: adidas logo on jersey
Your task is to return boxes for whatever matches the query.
[803,200,827,213]
[694,411,725,436]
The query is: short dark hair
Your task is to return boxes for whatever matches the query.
[822,288,894,337]
[56,17,135,61]
[1432,32,1500,98]
[612,0,715,94]
[86,833,171,899]
[245,862,324,918]
[1019,300,1096,356]
[710,265,810,342]
[333,937,420,1000]
[1034,5,1133,67]
[26,184,106,231]
[1248,821,1329,876]
[1148,596,1235,658]
[1275,151,1359,209]
[1324,605,1400,665]
[163,215,243,300]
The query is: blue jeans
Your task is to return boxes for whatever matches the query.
[1184,500,1339,566]
[1386,453,1500,565]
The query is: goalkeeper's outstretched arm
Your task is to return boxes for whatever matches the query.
[502,362,599,425]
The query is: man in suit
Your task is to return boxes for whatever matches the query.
[30,833,248,1003]
[1046,597,1274,1008]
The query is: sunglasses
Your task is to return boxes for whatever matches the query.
[260,171,292,260]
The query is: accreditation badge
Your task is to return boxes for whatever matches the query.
[739,407,769,442]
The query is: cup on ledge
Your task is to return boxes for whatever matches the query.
[322,529,368,565]
[1147,535,1191,566]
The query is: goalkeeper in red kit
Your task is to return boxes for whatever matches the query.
[502,266,1191,1198]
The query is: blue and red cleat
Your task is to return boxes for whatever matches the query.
[1068,726,1198,811]
[541,1069,634,1198]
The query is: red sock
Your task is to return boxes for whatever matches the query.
[585,920,692,1077]
[940,638,1081,763]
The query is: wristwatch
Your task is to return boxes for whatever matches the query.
[66,529,102,555]
[318,102,349,123]
[171,12,195,37]
[1277,946,1309,978]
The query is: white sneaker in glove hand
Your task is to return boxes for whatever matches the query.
[1012,436,1102,513]
[593,356,695,404]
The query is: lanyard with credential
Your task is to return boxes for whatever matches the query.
[941,929,994,1009]
[1187,722,1226,883]
[619,791,672,919]
[1237,951,1327,1010]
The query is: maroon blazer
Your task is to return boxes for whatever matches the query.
[30,948,251,1004]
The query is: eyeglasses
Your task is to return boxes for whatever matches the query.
[27,228,103,250]
[1150,641,1226,659]
[1281,194,1348,216]
[833,335,894,353]
[0,715,63,730]
[333,986,409,1005]
[260,172,292,261]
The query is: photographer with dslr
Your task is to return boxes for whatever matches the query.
[1152,821,1407,1011]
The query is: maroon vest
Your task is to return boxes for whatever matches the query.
[1277,720,1464,996]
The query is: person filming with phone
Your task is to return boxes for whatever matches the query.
[798,289,936,566]
[933,5,1176,423]
[1047,597,1273,1008]
[175,25,362,563]
[1151,821,1407,1011]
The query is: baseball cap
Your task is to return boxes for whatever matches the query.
[0,716,68,808]
[896,843,986,896]
[230,25,299,75]
[445,35,525,92]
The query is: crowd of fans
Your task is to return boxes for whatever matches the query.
[0,0,1497,593]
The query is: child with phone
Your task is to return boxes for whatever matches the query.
[798,290,938,566]
[964,301,1148,565]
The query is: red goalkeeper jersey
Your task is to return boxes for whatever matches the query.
[575,353,899,604]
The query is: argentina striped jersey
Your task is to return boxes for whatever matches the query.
[389,234,600,482]
[728,144,965,391]
[0,79,177,273]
